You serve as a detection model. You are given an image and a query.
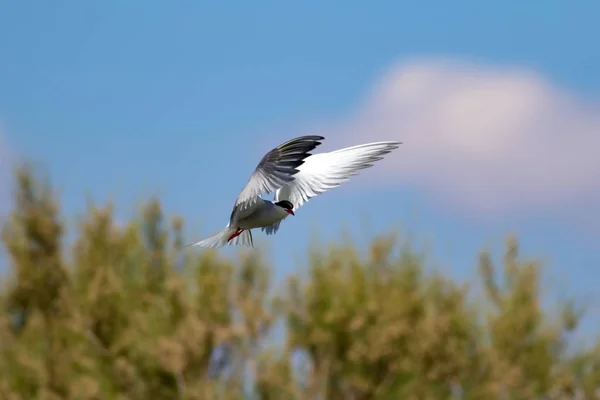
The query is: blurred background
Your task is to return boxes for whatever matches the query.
[1,1,599,399]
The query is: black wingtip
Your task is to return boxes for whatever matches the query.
[271,135,325,174]
[299,135,325,141]
[292,135,325,148]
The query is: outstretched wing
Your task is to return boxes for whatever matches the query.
[232,136,324,220]
[274,141,401,213]
[261,221,281,236]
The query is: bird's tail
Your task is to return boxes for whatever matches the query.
[186,226,254,248]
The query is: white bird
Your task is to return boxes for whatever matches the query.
[188,136,401,248]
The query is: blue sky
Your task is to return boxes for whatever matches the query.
[1,1,600,335]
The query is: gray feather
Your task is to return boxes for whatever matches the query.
[231,135,324,223]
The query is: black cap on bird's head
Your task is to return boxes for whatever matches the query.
[275,200,295,216]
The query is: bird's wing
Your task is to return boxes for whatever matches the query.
[274,141,401,211]
[231,136,324,219]
[260,221,281,236]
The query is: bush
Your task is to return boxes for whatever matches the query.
[0,166,599,399]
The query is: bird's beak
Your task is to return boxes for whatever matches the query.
[287,209,295,216]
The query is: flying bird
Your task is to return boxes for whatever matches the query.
[188,136,401,248]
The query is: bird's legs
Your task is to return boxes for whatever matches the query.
[227,228,243,242]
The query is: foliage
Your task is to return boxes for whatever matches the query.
[0,166,599,399]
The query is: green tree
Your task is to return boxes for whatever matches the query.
[0,166,599,399]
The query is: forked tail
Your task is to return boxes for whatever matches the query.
[186,226,254,248]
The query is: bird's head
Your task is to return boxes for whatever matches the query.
[275,200,295,216]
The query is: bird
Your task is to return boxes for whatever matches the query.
[188,135,401,248]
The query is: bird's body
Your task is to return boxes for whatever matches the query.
[234,199,290,230]
[188,136,401,248]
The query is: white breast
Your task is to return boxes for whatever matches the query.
[237,200,289,229]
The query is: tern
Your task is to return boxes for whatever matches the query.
[189,136,401,248]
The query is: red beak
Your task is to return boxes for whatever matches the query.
[286,209,295,216]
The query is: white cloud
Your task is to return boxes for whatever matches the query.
[320,58,600,215]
